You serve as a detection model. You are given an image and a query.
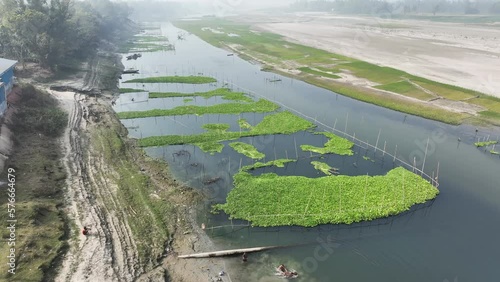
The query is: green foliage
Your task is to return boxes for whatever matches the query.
[229,142,265,160]
[91,124,172,267]
[475,140,498,147]
[123,76,217,84]
[301,132,354,156]
[0,0,135,68]
[138,111,315,147]
[183,98,193,103]
[118,99,279,119]
[11,85,68,137]
[238,118,252,130]
[149,88,253,102]
[215,167,439,227]
[491,150,500,155]
[0,84,67,281]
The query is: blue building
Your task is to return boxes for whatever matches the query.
[0,58,17,116]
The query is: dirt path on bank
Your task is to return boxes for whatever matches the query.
[53,90,137,282]
[48,54,230,282]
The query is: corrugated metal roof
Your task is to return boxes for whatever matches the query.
[0,58,17,77]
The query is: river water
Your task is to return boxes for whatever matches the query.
[116,22,500,282]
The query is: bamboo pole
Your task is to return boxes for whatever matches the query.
[344,113,349,135]
[375,129,381,153]
[178,245,282,259]
[436,161,440,185]
[421,137,430,176]
[294,137,298,159]
[393,145,398,162]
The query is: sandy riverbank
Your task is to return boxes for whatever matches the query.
[241,13,500,98]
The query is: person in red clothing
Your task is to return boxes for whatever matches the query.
[82,226,91,236]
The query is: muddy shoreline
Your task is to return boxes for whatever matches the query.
[8,51,232,281]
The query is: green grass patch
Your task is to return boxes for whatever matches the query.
[306,77,469,125]
[491,150,500,155]
[118,99,278,119]
[0,85,68,281]
[409,77,478,101]
[315,66,341,73]
[475,140,498,147]
[469,96,500,113]
[479,111,500,120]
[375,80,434,100]
[298,67,341,79]
[149,88,253,102]
[183,98,193,103]
[214,167,439,227]
[123,75,217,84]
[229,142,265,160]
[301,132,354,156]
[139,111,315,147]
[119,88,145,93]
[91,119,173,266]
[340,61,407,85]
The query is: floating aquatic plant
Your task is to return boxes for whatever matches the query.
[214,167,439,227]
[229,142,265,160]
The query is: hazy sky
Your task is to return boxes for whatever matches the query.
[179,0,295,14]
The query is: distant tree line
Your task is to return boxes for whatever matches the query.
[290,0,500,15]
[0,0,135,70]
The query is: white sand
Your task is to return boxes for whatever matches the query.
[251,13,500,98]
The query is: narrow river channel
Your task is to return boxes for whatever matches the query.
[116,22,500,282]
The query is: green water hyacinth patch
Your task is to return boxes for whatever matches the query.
[240,159,296,171]
[138,111,315,147]
[117,99,279,119]
[123,75,217,84]
[149,88,253,103]
[475,140,498,147]
[214,167,439,227]
[311,161,334,175]
[229,142,265,160]
[119,88,145,93]
[301,132,354,156]
[195,141,225,154]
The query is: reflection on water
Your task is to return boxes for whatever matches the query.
[119,22,500,282]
